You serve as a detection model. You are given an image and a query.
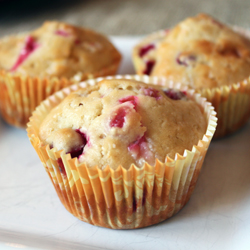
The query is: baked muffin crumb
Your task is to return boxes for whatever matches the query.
[39,79,206,169]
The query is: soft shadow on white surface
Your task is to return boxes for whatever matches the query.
[0,37,250,250]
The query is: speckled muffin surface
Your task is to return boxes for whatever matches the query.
[39,79,206,170]
[133,13,250,89]
[0,21,121,79]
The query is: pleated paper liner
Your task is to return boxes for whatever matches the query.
[198,78,250,138]
[27,75,217,229]
[132,27,250,138]
[0,60,120,128]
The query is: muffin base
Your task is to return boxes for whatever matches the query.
[199,79,250,138]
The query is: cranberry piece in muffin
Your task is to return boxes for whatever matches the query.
[164,89,187,100]
[128,135,155,166]
[139,44,155,57]
[50,129,87,177]
[45,128,88,160]
[143,60,155,75]
[110,107,128,128]
[142,87,160,100]
[69,129,87,158]
[119,96,138,110]
[55,30,70,37]
[11,36,39,71]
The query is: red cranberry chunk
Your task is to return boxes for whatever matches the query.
[76,129,87,141]
[139,44,155,57]
[68,147,85,159]
[119,96,138,110]
[143,60,155,75]
[110,107,127,128]
[176,54,196,67]
[11,36,39,71]
[164,89,187,100]
[55,30,70,37]
[128,135,154,165]
[143,87,160,100]
[128,135,145,152]
[57,158,66,176]
[67,130,87,159]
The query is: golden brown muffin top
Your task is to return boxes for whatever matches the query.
[0,21,121,79]
[39,79,206,169]
[134,13,250,89]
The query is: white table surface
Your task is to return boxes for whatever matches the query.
[0,37,250,250]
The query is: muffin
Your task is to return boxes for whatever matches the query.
[0,21,121,128]
[133,13,250,138]
[27,75,217,229]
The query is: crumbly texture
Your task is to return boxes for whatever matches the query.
[0,21,121,79]
[39,79,207,170]
[134,13,250,89]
